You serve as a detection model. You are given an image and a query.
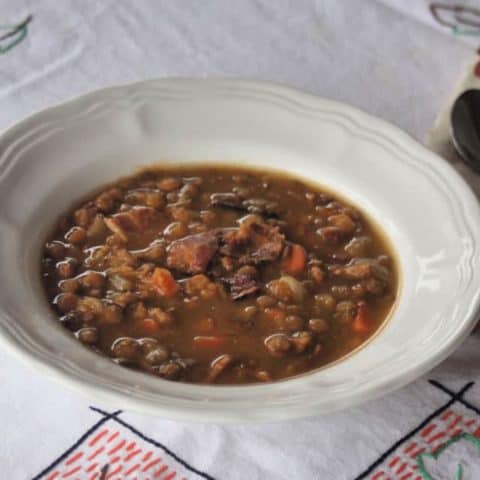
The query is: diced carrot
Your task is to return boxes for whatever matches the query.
[265,308,285,322]
[352,301,369,333]
[150,267,179,297]
[137,317,160,334]
[193,335,228,348]
[282,243,307,274]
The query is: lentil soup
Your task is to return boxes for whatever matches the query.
[41,166,398,384]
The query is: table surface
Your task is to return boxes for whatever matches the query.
[1,1,480,479]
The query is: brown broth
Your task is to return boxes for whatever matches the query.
[41,165,398,384]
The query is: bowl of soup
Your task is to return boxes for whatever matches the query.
[42,165,399,384]
[0,79,478,422]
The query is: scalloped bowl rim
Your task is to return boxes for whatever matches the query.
[0,78,479,423]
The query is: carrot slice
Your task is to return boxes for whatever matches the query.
[352,301,369,333]
[193,335,228,348]
[150,267,179,297]
[282,243,307,274]
[137,317,160,334]
[265,308,285,322]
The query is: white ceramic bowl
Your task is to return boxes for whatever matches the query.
[1,79,479,423]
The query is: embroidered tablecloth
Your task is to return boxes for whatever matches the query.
[1,1,480,478]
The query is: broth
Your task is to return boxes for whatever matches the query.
[41,166,398,384]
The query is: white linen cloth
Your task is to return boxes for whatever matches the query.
[1,1,480,479]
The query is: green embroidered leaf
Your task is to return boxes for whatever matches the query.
[0,14,32,54]
[416,433,480,480]
[456,462,463,480]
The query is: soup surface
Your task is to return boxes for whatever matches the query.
[41,166,397,384]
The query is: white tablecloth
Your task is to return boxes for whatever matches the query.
[1,1,480,479]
